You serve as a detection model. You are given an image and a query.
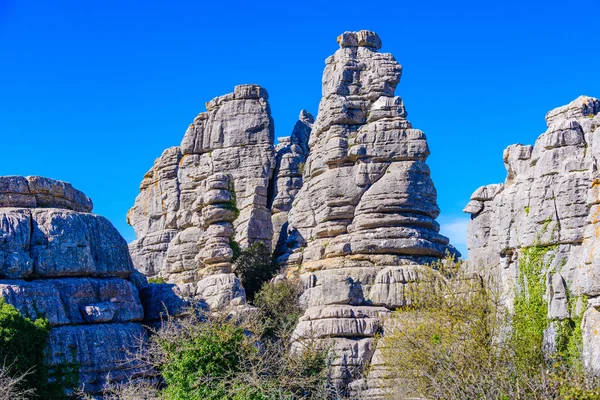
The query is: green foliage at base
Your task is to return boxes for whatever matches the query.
[512,245,556,369]
[0,298,78,399]
[159,322,250,400]
[148,276,167,284]
[232,242,278,301]
[153,308,331,400]
[254,280,302,337]
[380,255,600,399]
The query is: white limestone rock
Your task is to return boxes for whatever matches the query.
[464,96,600,374]
[0,177,147,395]
[128,85,275,289]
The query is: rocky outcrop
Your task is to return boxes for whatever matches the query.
[127,85,275,309]
[279,30,457,270]
[464,96,600,373]
[270,110,313,254]
[0,176,146,394]
[277,30,458,390]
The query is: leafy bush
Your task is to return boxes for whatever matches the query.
[135,306,334,400]
[232,242,278,301]
[254,279,302,338]
[0,298,78,398]
[378,257,600,399]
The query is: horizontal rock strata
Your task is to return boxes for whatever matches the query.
[0,176,146,394]
[278,30,458,392]
[127,85,274,313]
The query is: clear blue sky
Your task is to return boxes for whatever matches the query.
[2,0,600,257]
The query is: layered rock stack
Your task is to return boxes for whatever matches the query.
[278,30,458,390]
[127,30,459,393]
[0,176,146,394]
[127,84,275,309]
[464,96,600,372]
[270,110,313,254]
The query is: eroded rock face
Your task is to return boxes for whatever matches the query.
[270,110,313,254]
[464,96,600,373]
[128,85,274,294]
[0,176,145,394]
[279,30,458,390]
[279,30,457,270]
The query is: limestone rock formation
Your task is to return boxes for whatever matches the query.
[270,110,313,253]
[127,84,275,308]
[464,96,600,372]
[279,30,457,270]
[0,176,145,394]
[278,30,458,389]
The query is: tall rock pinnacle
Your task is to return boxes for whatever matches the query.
[278,30,459,392]
[279,30,458,269]
[127,84,274,308]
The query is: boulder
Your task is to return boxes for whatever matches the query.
[0,177,146,395]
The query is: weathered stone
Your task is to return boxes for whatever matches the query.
[0,278,143,326]
[128,85,275,293]
[47,323,146,394]
[139,283,192,321]
[0,176,93,212]
[193,273,247,311]
[464,96,600,375]
[0,177,147,396]
[271,110,313,253]
[275,31,458,392]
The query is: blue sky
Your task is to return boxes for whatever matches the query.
[2,0,600,257]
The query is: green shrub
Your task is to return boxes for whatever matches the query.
[378,256,600,400]
[142,307,333,400]
[0,298,78,399]
[254,280,302,337]
[232,242,278,301]
[148,276,166,284]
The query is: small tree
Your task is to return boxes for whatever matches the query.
[232,242,278,301]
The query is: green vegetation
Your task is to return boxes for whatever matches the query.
[380,256,600,399]
[223,190,240,220]
[0,299,78,399]
[512,244,556,370]
[524,205,530,215]
[229,238,242,262]
[140,300,332,400]
[148,276,166,284]
[254,279,302,338]
[232,241,278,301]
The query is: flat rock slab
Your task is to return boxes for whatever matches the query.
[0,176,92,212]
[0,278,144,326]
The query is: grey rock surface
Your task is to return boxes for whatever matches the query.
[47,323,147,394]
[0,176,93,212]
[281,30,458,393]
[279,30,457,271]
[0,207,134,279]
[271,110,313,254]
[464,96,600,374]
[0,278,143,325]
[127,85,274,296]
[0,177,146,395]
